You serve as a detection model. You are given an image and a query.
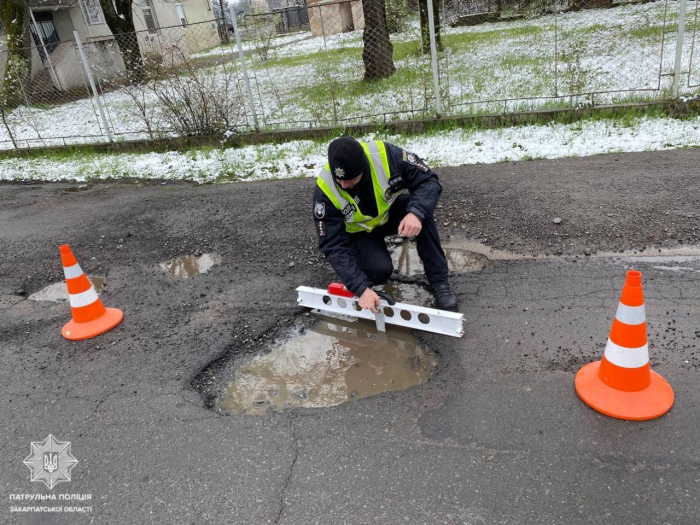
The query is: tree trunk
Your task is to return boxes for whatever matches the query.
[99,0,146,84]
[218,0,230,43]
[0,0,32,109]
[362,0,396,80]
[419,0,442,54]
[115,32,146,84]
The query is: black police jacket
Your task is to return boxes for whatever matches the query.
[312,141,442,297]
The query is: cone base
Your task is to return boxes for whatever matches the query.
[62,308,123,341]
[575,361,674,421]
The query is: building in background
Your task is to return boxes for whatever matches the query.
[306,0,363,37]
[0,0,221,94]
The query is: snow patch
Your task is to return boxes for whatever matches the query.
[2,115,699,183]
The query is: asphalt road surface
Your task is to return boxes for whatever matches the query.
[1,149,699,524]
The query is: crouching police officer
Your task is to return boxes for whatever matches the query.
[312,136,459,313]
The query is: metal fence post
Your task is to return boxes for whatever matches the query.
[73,31,113,142]
[672,0,688,98]
[426,0,443,117]
[229,5,260,131]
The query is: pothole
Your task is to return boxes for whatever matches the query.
[389,240,494,276]
[159,253,221,278]
[443,238,700,262]
[29,277,105,302]
[621,255,700,273]
[219,316,436,415]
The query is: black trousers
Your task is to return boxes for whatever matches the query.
[349,194,449,286]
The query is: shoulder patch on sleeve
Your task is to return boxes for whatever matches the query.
[402,150,429,172]
[314,201,326,219]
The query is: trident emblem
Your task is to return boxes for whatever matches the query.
[44,452,58,473]
[24,435,78,489]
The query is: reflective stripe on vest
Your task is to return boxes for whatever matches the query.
[316,140,399,233]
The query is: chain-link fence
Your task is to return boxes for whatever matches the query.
[0,37,106,149]
[1,0,698,150]
[438,0,687,114]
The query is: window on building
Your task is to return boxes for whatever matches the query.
[139,0,159,33]
[175,3,187,27]
[80,0,106,25]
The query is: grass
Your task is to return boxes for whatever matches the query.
[2,104,699,184]
[0,95,686,166]
[232,8,689,118]
[499,55,549,69]
[445,24,550,48]
[255,146,291,162]
[628,24,671,40]
[0,104,651,162]
[256,20,552,111]
[391,101,679,137]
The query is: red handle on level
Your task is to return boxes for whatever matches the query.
[328,283,354,298]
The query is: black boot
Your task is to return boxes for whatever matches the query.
[431,281,458,312]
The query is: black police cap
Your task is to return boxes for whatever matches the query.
[328,136,370,180]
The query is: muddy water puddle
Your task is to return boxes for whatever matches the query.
[375,282,434,307]
[62,184,92,193]
[621,255,700,273]
[160,253,221,278]
[390,241,493,276]
[29,277,105,302]
[220,317,436,415]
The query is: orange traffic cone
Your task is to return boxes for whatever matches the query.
[575,270,674,420]
[59,244,123,341]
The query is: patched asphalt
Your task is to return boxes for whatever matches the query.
[1,149,699,524]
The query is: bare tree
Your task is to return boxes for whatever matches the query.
[362,0,396,80]
[98,0,146,83]
[0,0,32,108]
[218,0,230,42]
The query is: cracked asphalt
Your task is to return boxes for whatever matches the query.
[1,149,699,524]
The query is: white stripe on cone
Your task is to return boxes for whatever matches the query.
[614,303,646,326]
[69,287,99,308]
[63,263,84,280]
[603,338,649,369]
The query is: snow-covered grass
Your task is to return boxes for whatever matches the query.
[190,31,312,58]
[2,114,699,183]
[266,0,699,120]
[1,0,698,149]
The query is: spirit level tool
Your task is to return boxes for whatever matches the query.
[296,284,464,338]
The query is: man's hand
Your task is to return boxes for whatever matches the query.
[359,288,381,313]
[398,212,422,237]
